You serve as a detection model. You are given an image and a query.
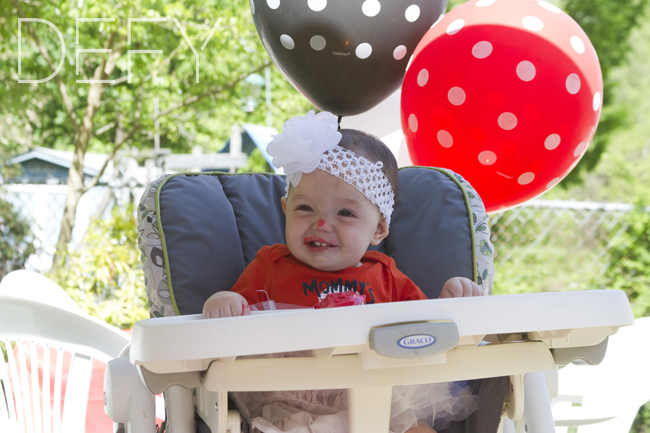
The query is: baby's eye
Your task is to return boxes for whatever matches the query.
[296,205,313,212]
[338,209,355,217]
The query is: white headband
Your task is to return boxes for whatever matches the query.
[267,110,395,226]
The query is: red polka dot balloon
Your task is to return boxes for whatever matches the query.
[400,0,603,213]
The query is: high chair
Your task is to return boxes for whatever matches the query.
[104,168,634,433]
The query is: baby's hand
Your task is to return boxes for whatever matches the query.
[440,277,484,298]
[203,291,250,318]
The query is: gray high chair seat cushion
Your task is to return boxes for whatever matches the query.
[138,167,494,316]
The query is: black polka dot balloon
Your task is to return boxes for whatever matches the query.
[251,0,447,116]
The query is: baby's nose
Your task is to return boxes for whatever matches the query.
[313,218,332,231]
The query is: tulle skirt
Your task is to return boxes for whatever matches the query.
[231,354,478,433]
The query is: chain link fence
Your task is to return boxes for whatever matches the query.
[1,183,144,272]
[488,200,643,292]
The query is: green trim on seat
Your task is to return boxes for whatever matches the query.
[399,166,478,284]
[154,173,183,316]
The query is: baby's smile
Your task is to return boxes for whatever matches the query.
[304,236,337,252]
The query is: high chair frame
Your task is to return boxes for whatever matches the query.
[104,170,635,433]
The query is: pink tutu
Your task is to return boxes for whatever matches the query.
[231,353,478,433]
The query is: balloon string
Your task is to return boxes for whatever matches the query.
[337,115,342,130]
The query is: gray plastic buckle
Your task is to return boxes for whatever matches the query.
[369,320,459,359]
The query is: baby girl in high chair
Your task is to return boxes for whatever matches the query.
[203,110,483,433]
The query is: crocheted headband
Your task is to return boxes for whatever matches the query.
[267,110,395,226]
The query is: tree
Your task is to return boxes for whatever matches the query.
[561,0,649,186]
[0,0,313,272]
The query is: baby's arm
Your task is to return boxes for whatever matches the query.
[203,291,249,318]
[439,277,484,298]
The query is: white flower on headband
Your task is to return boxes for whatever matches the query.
[267,110,342,188]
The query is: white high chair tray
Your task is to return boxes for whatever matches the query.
[131,291,633,380]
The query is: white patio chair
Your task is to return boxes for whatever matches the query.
[552,316,650,433]
[0,269,131,433]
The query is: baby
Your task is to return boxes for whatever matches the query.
[203,110,483,433]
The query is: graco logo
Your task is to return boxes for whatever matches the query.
[397,334,436,349]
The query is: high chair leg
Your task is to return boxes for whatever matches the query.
[520,372,555,433]
[348,386,392,433]
[165,386,195,433]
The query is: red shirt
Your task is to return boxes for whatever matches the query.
[231,244,427,307]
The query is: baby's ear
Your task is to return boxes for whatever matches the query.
[281,196,287,215]
[370,216,389,246]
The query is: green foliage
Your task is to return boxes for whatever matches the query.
[51,204,148,329]
[633,402,650,433]
[561,0,649,186]
[0,194,35,280]
[603,204,650,318]
[237,147,271,173]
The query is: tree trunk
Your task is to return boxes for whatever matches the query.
[48,39,121,274]
[50,146,87,274]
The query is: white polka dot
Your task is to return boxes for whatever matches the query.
[438,130,453,148]
[280,34,295,50]
[408,114,418,133]
[518,172,535,185]
[250,0,255,14]
[472,41,493,59]
[308,0,327,11]
[478,151,497,165]
[498,112,517,130]
[417,69,429,87]
[516,61,536,81]
[447,19,465,35]
[310,35,326,51]
[356,43,372,59]
[570,36,585,54]
[593,92,601,111]
[546,178,561,189]
[538,1,561,13]
[362,0,381,17]
[544,133,561,150]
[476,0,495,6]
[522,16,544,31]
[574,141,586,157]
[267,0,280,9]
[566,73,581,94]
[448,87,466,106]
[393,45,407,60]
[405,5,420,22]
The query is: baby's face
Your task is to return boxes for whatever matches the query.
[281,169,388,272]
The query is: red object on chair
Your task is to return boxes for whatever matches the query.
[314,292,367,309]
[401,0,603,213]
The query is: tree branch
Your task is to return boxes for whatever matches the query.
[85,61,271,191]
[110,43,184,87]
[83,86,144,192]
[95,122,115,136]
[155,61,272,120]
[12,0,79,133]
